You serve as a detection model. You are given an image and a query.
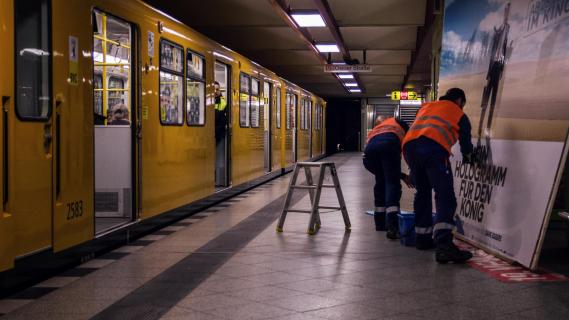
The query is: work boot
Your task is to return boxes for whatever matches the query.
[385,212,399,240]
[374,212,386,231]
[435,242,473,264]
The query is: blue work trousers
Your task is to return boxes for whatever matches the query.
[363,136,402,222]
[403,137,456,246]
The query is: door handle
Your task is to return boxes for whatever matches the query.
[43,123,53,153]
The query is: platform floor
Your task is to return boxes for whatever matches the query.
[1,153,568,319]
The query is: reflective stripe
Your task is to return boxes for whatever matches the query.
[433,222,455,232]
[386,206,399,213]
[409,123,453,149]
[415,226,433,234]
[417,115,457,140]
[374,207,386,212]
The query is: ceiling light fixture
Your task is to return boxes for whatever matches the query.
[290,11,326,27]
[344,83,358,87]
[338,74,354,79]
[349,89,362,93]
[315,43,340,53]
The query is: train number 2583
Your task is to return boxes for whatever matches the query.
[67,201,84,220]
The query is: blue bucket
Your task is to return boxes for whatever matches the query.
[397,211,416,246]
[397,211,437,247]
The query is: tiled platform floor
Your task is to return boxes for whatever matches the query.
[1,153,568,319]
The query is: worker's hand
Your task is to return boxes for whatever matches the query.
[401,173,415,189]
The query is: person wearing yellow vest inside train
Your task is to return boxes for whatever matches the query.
[363,116,412,240]
[402,88,475,263]
[214,81,228,144]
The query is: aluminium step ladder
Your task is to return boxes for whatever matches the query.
[276,162,351,235]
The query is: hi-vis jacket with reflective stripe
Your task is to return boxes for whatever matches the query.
[402,100,464,154]
[366,117,406,144]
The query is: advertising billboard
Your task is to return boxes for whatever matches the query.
[440,0,569,269]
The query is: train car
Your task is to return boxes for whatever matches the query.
[0,0,326,281]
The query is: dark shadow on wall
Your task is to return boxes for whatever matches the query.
[326,98,361,154]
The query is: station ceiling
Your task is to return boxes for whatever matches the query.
[146,0,435,98]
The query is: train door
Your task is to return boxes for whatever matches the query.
[0,0,14,270]
[308,100,313,159]
[292,94,298,162]
[8,0,53,257]
[215,61,231,188]
[92,10,135,234]
[263,82,272,172]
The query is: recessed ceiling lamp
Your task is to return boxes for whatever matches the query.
[344,83,358,87]
[315,43,340,53]
[291,11,326,27]
[349,89,362,93]
[338,74,354,79]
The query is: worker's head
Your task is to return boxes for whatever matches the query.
[214,81,221,97]
[440,88,466,109]
[375,115,386,126]
[112,104,129,120]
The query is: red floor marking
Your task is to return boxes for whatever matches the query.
[455,241,568,282]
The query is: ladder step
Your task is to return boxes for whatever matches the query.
[285,209,314,214]
[291,185,317,189]
[318,206,342,210]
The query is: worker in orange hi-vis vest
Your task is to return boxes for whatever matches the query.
[363,116,413,240]
[402,88,475,264]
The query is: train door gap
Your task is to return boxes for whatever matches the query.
[215,61,231,190]
[92,10,135,234]
[263,82,272,173]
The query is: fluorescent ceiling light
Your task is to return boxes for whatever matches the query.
[345,83,358,87]
[349,89,362,93]
[291,12,326,27]
[315,44,339,53]
[338,74,354,79]
[332,62,346,65]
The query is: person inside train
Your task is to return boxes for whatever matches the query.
[363,115,413,239]
[108,104,131,125]
[402,88,475,263]
[214,81,228,144]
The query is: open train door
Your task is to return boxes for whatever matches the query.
[92,10,136,234]
[215,61,231,188]
[0,0,14,271]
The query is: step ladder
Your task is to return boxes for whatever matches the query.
[276,162,351,235]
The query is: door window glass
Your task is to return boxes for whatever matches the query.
[93,10,132,125]
[239,73,250,127]
[186,50,205,126]
[276,88,281,129]
[250,78,260,128]
[159,39,184,125]
[15,0,51,120]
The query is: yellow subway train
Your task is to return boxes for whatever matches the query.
[0,0,326,278]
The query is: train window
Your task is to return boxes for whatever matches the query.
[15,0,51,120]
[285,93,297,130]
[159,39,184,125]
[186,50,205,126]
[276,88,281,129]
[93,10,132,125]
[250,78,260,128]
[239,73,250,127]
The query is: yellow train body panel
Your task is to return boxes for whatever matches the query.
[0,0,326,273]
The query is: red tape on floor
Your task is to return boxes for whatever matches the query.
[456,241,568,282]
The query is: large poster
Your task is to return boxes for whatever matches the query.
[441,0,569,269]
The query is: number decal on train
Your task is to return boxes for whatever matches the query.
[66,201,84,220]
